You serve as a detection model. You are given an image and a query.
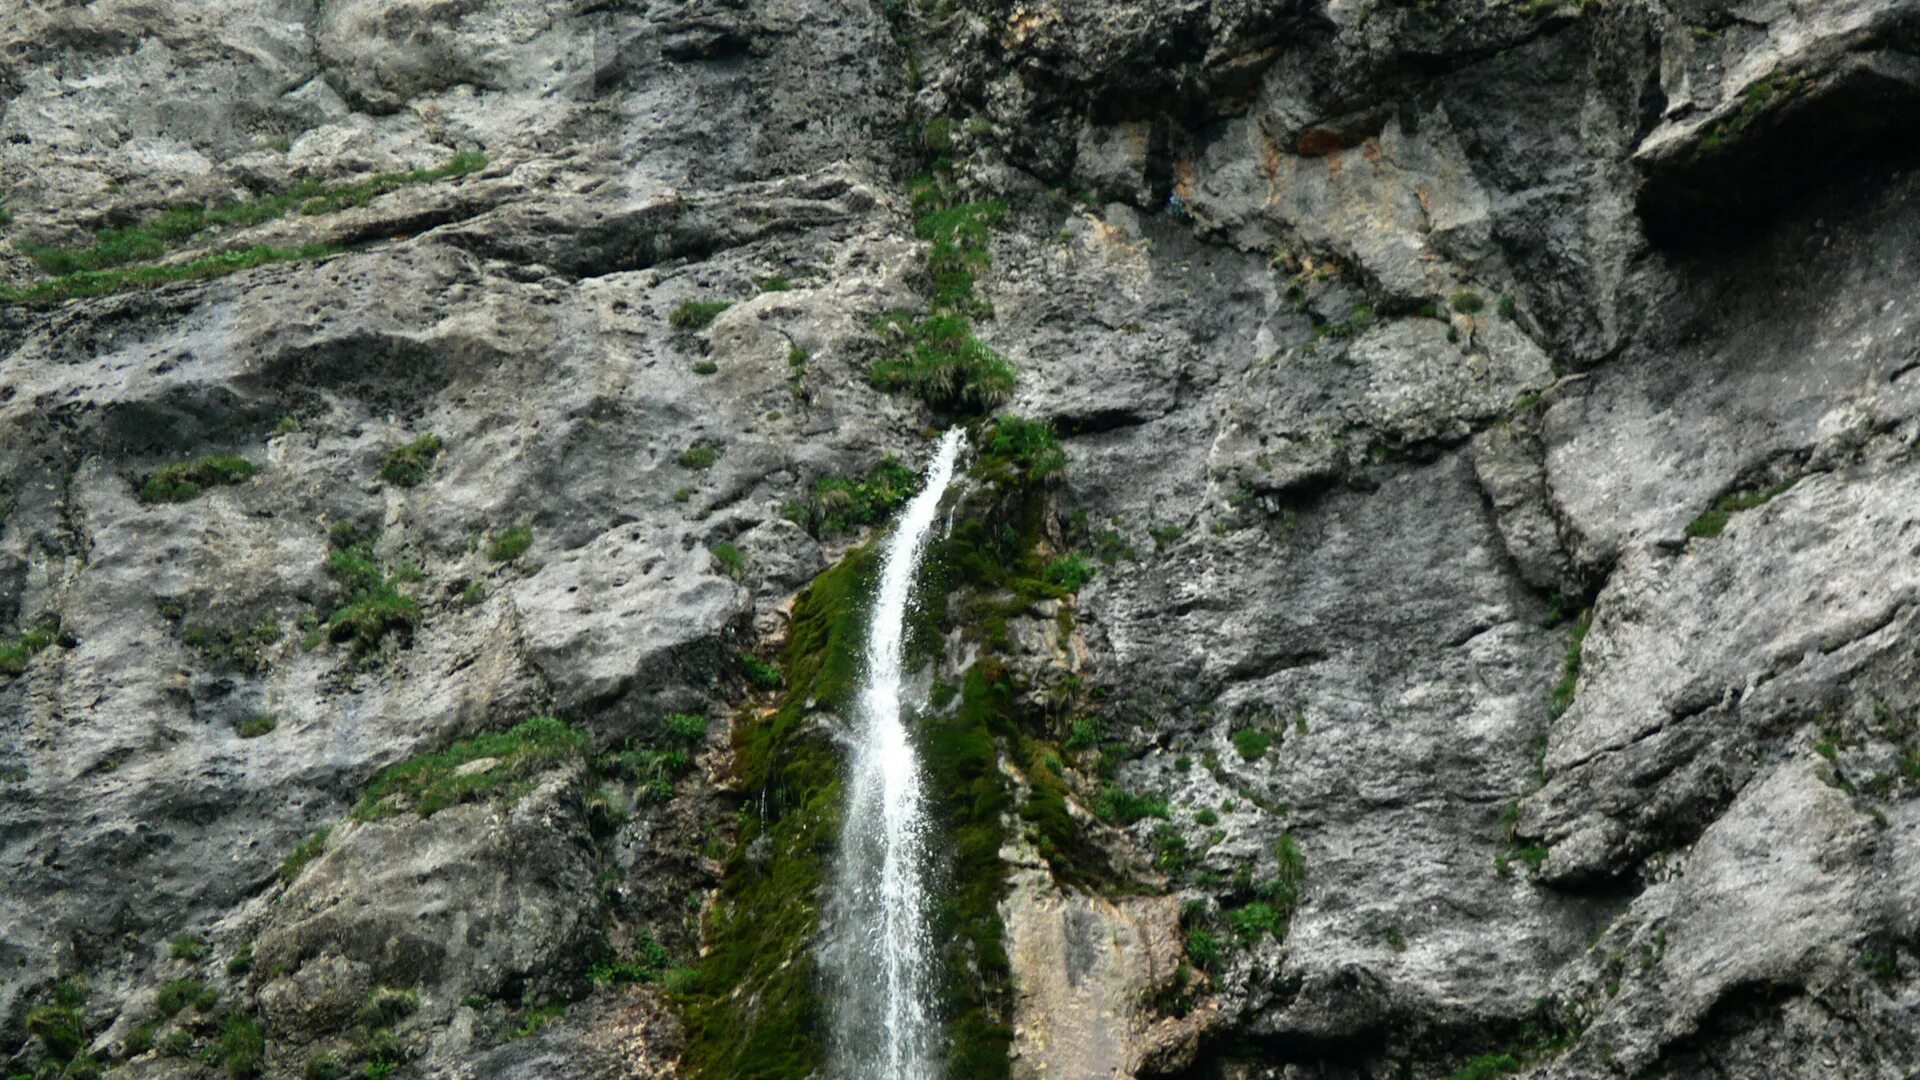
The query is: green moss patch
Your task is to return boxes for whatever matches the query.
[782,456,921,539]
[680,549,876,1080]
[1685,477,1796,539]
[378,434,443,488]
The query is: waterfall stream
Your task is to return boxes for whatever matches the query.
[825,428,966,1080]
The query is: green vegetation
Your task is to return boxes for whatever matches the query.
[1498,294,1518,319]
[0,626,56,676]
[983,416,1066,483]
[710,542,745,580]
[226,943,254,977]
[322,526,420,657]
[169,934,210,961]
[236,715,278,739]
[278,827,331,884]
[869,170,1014,415]
[140,455,258,503]
[1451,289,1485,315]
[1547,609,1592,720]
[1094,784,1169,826]
[869,312,1016,413]
[1700,76,1802,152]
[354,716,589,820]
[179,618,281,673]
[675,297,733,328]
[782,456,919,539]
[354,988,419,1029]
[1042,554,1094,591]
[156,979,217,1017]
[1315,302,1375,340]
[740,652,783,692]
[1446,1053,1523,1080]
[378,434,443,488]
[23,979,90,1075]
[216,1014,266,1078]
[24,152,484,279]
[679,442,721,470]
[590,933,673,986]
[0,243,342,306]
[487,525,533,562]
[1232,727,1272,762]
[669,300,732,330]
[692,360,719,375]
[682,550,877,1080]
[1685,477,1797,539]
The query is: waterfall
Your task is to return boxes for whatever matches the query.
[826,428,966,1080]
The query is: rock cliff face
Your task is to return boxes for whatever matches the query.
[5,1,1920,1078]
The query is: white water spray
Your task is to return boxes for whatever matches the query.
[826,428,966,1080]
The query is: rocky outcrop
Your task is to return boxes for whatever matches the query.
[6,0,1920,1077]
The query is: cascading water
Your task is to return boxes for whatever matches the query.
[824,428,967,1080]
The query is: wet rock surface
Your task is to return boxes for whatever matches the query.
[5,0,1920,1077]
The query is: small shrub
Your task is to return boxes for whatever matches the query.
[692,360,719,375]
[1226,901,1285,941]
[304,1053,344,1080]
[1065,716,1101,751]
[236,715,277,739]
[1094,784,1168,826]
[169,934,210,961]
[709,542,745,580]
[1152,825,1189,875]
[1498,294,1517,319]
[740,653,782,691]
[1185,926,1220,971]
[1043,554,1095,591]
[460,581,488,606]
[669,300,731,329]
[378,434,443,488]
[663,712,708,744]
[678,442,721,470]
[1232,728,1272,762]
[140,455,257,503]
[1450,290,1485,315]
[354,987,419,1029]
[226,943,254,977]
[272,414,301,436]
[985,416,1066,481]
[1194,808,1219,826]
[487,525,533,562]
[26,998,86,1061]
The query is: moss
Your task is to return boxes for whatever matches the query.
[681,550,876,1080]
[236,715,278,739]
[378,434,442,488]
[670,300,732,329]
[1685,477,1797,539]
[487,525,533,562]
[140,455,257,503]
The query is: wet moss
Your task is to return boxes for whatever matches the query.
[680,549,877,1080]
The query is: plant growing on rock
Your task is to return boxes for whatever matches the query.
[353,715,590,820]
[139,455,258,503]
[0,625,56,676]
[379,433,443,487]
[487,525,533,562]
[669,299,731,329]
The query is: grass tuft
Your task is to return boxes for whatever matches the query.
[352,716,589,820]
[140,455,257,503]
[378,434,443,488]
